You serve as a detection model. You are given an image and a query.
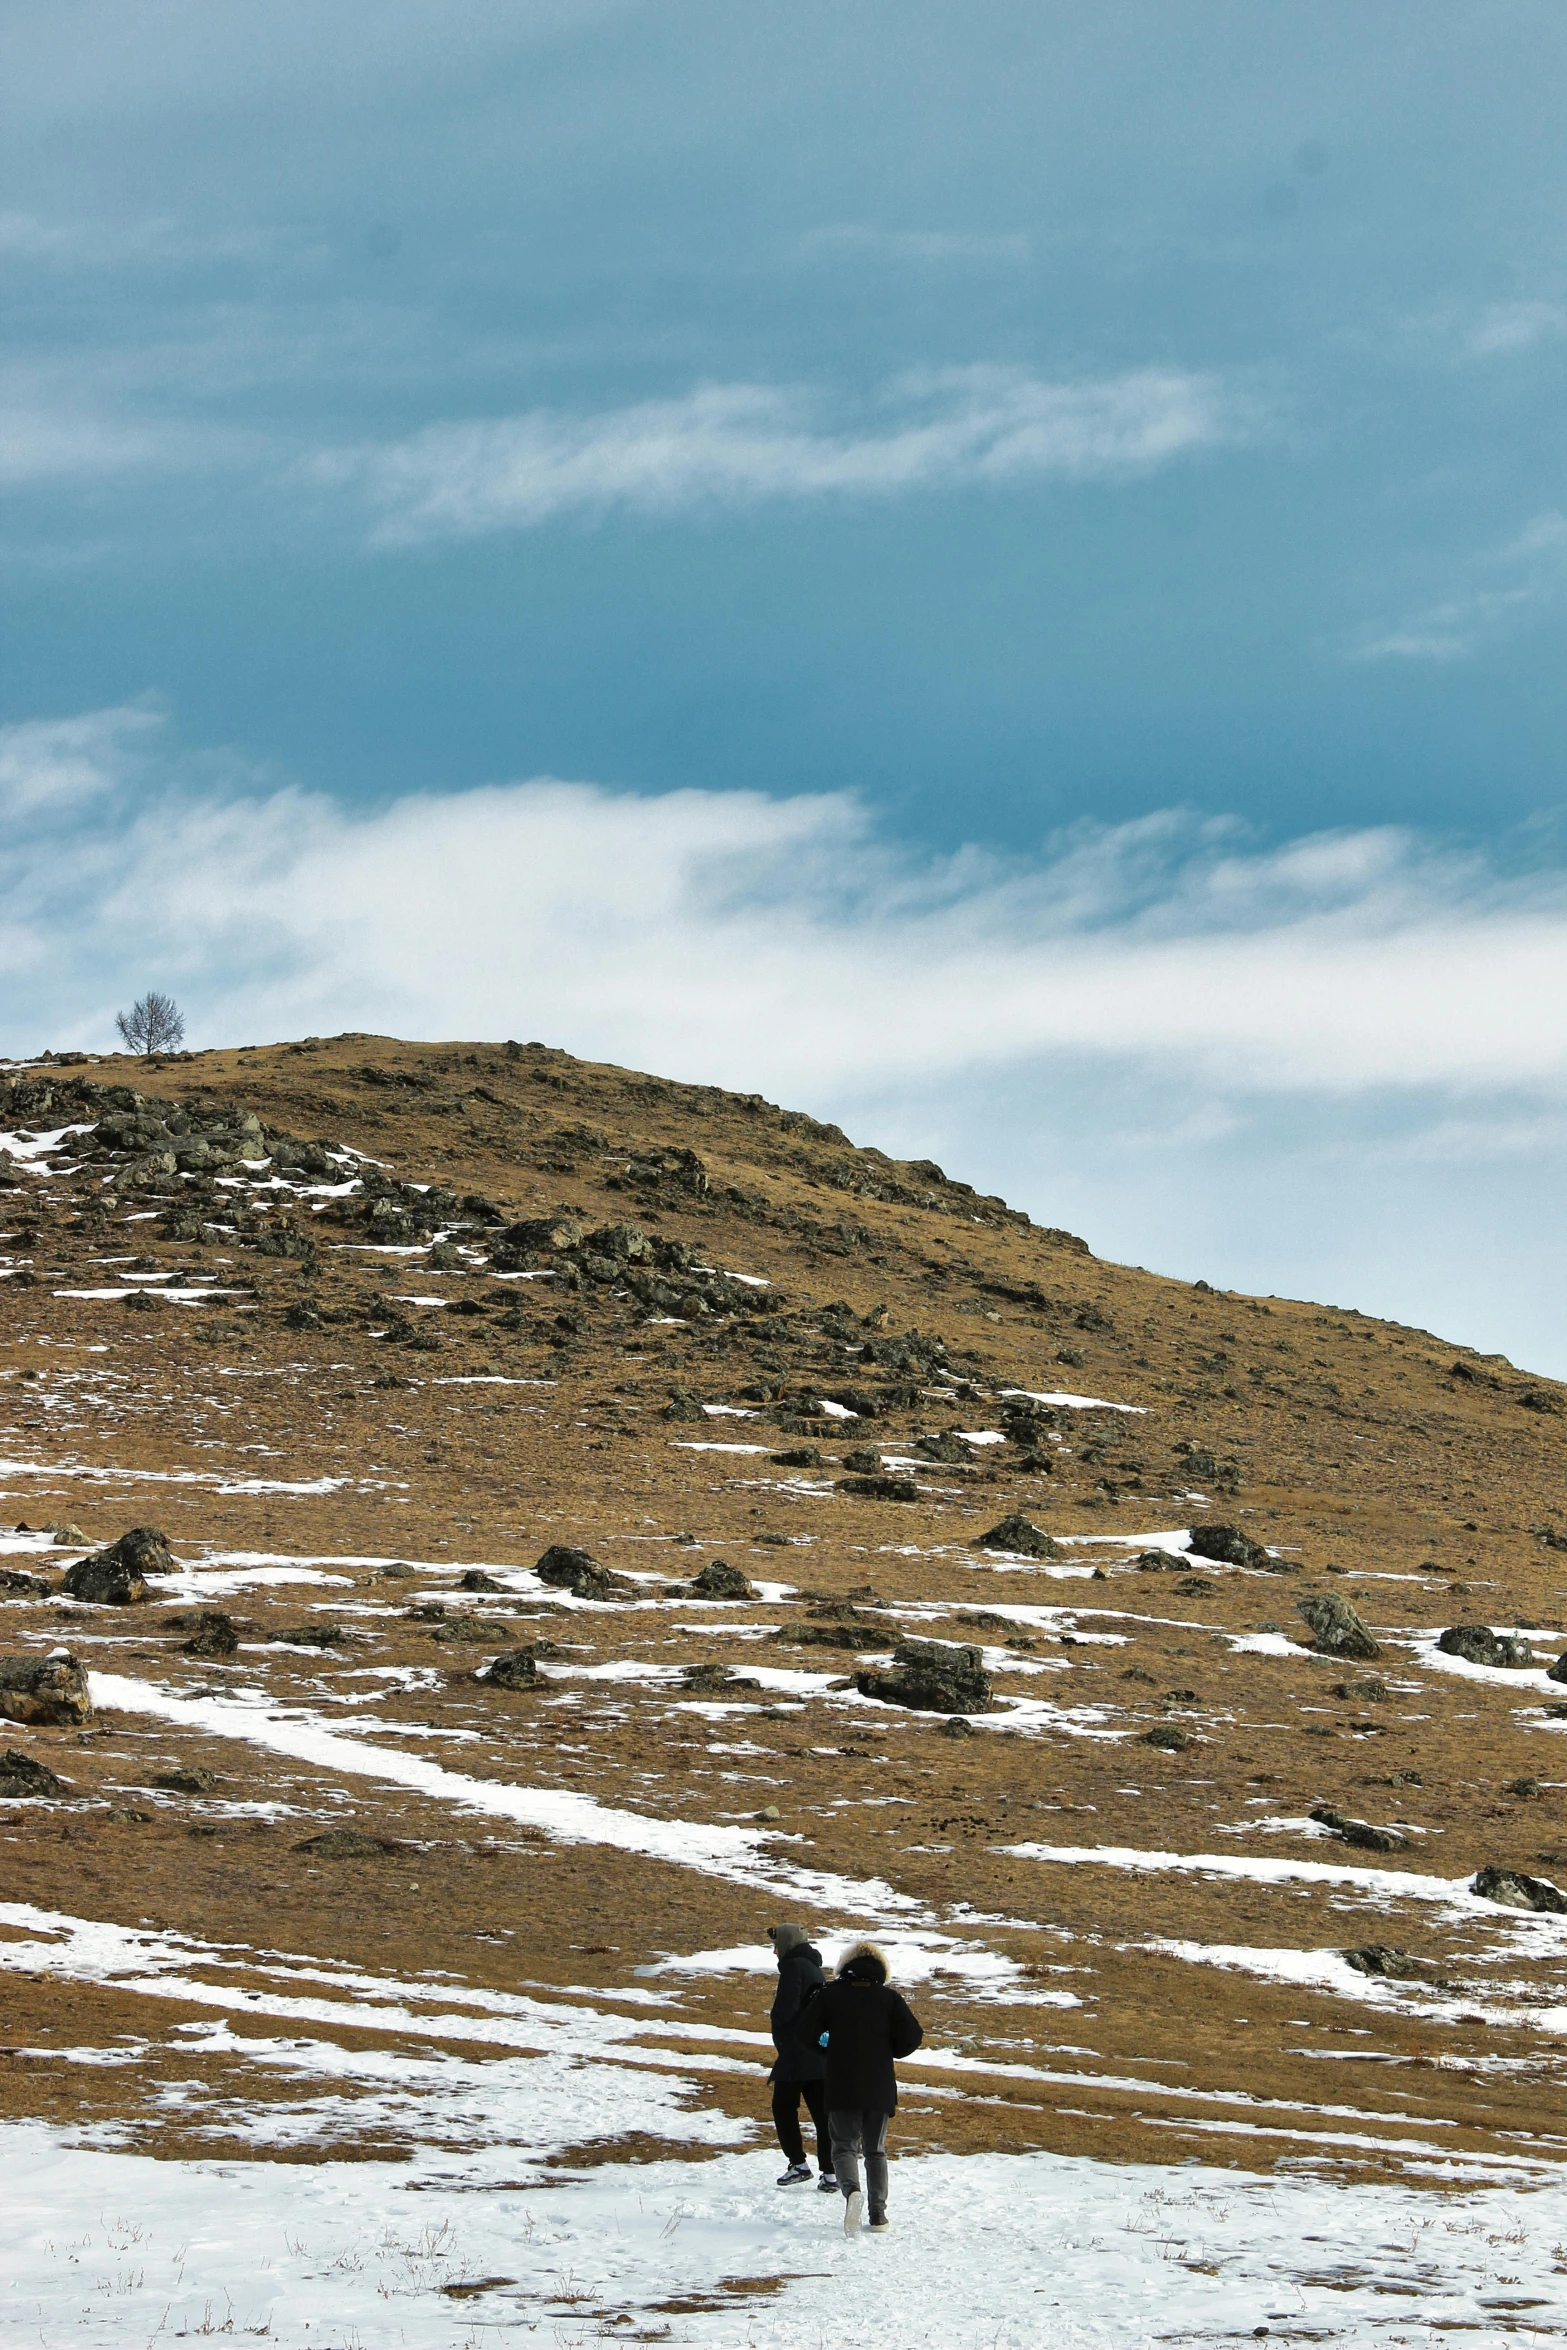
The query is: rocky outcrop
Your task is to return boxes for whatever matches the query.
[534,1544,632,1601]
[0,1650,92,1726]
[1296,1593,1380,1661]
[1310,1805,1409,1853]
[687,1557,756,1600]
[0,1748,69,1798]
[1473,1864,1567,1913]
[855,1639,991,1715]
[1186,1521,1269,1569]
[62,1525,176,1607]
[1439,1624,1534,1669]
[973,1515,1059,1559]
[483,1650,540,1690]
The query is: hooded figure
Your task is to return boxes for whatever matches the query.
[766,1924,834,2188]
[796,1942,923,2236]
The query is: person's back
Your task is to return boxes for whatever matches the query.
[797,1942,923,2236]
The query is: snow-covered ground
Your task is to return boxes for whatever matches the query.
[4,2119,1564,2346]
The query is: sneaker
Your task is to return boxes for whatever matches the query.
[776,2163,811,2186]
[844,2188,864,2237]
[868,2211,888,2231]
[817,2174,838,2193]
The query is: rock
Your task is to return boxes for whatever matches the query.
[429,1615,502,1645]
[1342,1945,1435,1980]
[1186,1521,1269,1569]
[856,1639,991,1715]
[838,1475,920,1502]
[1472,1863,1567,1913]
[1505,1775,1542,1799]
[275,1622,350,1648]
[67,1525,176,1600]
[753,1532,793,1547]
[1296,1593,1380,1661]
[378,1561,417,1579]
[1309,1805,1410,1853]
[681,1661,762,1693]
[772,1446,822,1467]
[0,1569,49,1596]
[1332,1677,1389,1702]
[458,1570,506,1592]
[0,1748,68,1798]
[294,1828,390,1859]
[974,1514,1060,1559]
[1134,1550,1182,1572]
[916,1432,975,1464]
[662,1389,706,1423]
[62,1549,148,1605]
[940,1716,975,1738]
[152,1766,218,1794]
[48,1523,87,1545]
[755,1804,781,1821]
[1142,1725,1191,1752]
[0,1649,92,1726]
[179,1609,238,1657]
[1173,1575,1215,1598]
[1547,1654,1567,1685]
[483,1650,540,1690]
[533,1544,632,1601]
[843,1445,883,1473]
[688,1557,756,1600]
[1439,1623,1534,1669]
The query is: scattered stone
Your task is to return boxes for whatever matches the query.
[534,1545,632,1601]
[179,1609,238,1657]
[915,1432,975,1464]
[152,1766,218,1794]
[1341,1945,1436,1980]
[1186,1521,1270,1569]
[378,1561,417,1579]
[1173,1575,1215,1598]
[755,1804,781,1821]
[681,1662,762,1693]
[1438,1624,1533,1669]
[0,1649,92,1726]
[483,1651,540,1690]
[940,1716,975,1739]
[294,1828,391,1859]
[1310,1805,1410,1853]
[772,1446,822,1467]
[1142,1726,1191,1752]
[662,1389,706,1422]
[65,1526,176,1608]
[277,1621,352,1648]
[843,1445,882,1473]
[1134,1550,1182,1572]
[47,1523,87,1545]
[1505,1776,1542,1799]
[0,1569,49,1596]
[1332,1677,1389,1702]
[1297,1593,1380,1661]
[0,1749,68,1798]
[973,1515,1059,1559]
[459,1570,506,1592]
[430,1615,503,1645]
[1472,1863,1567,1914]
[752,1533,792,1548]
[688,1557,756,1600]
[855,1639,991,1715]
[838,1475,920,1502]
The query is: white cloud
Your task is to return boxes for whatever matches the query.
[0,701,161,820]
[1352,507,1567,663]
[313,364,1246,546]
[1465,299,1567,358]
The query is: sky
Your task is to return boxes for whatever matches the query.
[4,1,1567,1369]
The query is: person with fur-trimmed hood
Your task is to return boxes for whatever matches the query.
[766,1924,836,2189]
[796,1942,923,2236]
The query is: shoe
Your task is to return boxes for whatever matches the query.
[868,2211,888,2231]
[776,2163,811,2186]
[817,2174,838,2192]
[844,2189,864,2237]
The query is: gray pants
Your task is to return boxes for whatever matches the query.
[829,2108,890,2214]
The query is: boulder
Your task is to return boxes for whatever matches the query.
[1332,1677,1388,1702]
[688,1557,756,1600]
[662,1389,706,1423]
[275,1622,350,1648]
[429,1615,501,1645]
[458,1569,506,1592]
[916,1432,975,1464]
[0,1748,69,1799]
[0,1649,92,1726]
[1296,1593,1380,1661]
[1309,1805,1409,1853]
[534,1544,632,1601]
[294,1828,391,1859]
[1186,1521,1269,1569]
[152,1766,218,1794]
[974,1515,1059,1559]
[484,1650,540,1690]
[179,1609,238,1658]
[0,1569,49,1596]
[680,1661,763,1693]
[843,1445,883,1473]
[1133,1550,1183,1572]
[1142,1725,1190,1752]
[1438,1623,1534,1669]
[771,1446,822,1468]
[856,1639,991,1715]
[1473,1863,1567,1914]
[838,1475,920,1503]
[1342,1945,1436,1980]
[64,1526,176,1607]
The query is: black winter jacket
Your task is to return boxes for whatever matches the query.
[795,1976,923,2113]
[769,1940,827,2082]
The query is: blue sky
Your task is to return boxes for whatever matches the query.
[5,3,1567,1368]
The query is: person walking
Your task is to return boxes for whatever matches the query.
[796,1942,923,2237]
[766,1923,836,2190]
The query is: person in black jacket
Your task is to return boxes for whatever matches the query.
[796,1941,923,2236]
[766,1923,835,2188]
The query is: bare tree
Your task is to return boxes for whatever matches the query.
[115,991,186,1057]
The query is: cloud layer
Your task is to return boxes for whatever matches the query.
[316,365,1242,545]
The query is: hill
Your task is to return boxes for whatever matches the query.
[4,1029,1567,2309]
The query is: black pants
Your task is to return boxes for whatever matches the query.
[772,2075,831,2172]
